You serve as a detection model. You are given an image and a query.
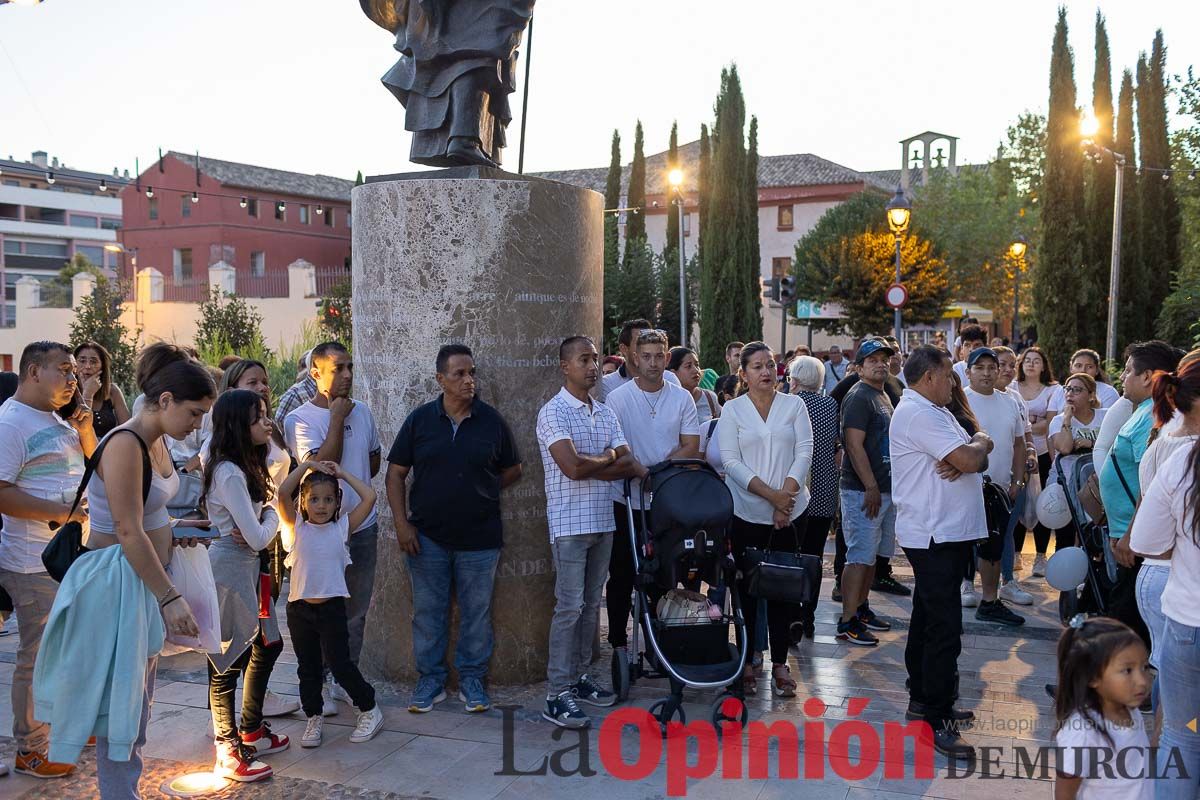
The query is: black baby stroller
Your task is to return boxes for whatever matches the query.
[611,459,749,733]
[1052,452,1117,624]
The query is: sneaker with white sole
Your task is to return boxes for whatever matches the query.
[459,677,492,713]
[240,721,289,756]
[1031,553,1047,577]
[409,677,447,713]
[571,674,616,707]
[300,715,323,748]
[213,741,273,783]
[999,580,1034,606]
[13,751,72,779]
[960,579,981,608]
[261,688,301,718]
[321,684,337,716]
[543,690,590,728]
[350,705,384,743]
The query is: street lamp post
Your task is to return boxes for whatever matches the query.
[885,186,912,346]
[667,168,687,347]
[1081,113,1125,365]
[1009,235,1028,345]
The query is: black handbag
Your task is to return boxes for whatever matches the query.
[42,430,151,582]
[743,525,822,606]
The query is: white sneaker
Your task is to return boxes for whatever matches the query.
[329,681,352,706]
[1032,554,1048,577]
[321,684,337,716]
[999,580,1035,606]
[301,715,323,748]
[960,579,981,608]
[350,705,384,744]
[261,688,301,718]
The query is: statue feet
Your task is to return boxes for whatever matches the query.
[446,137,499,168]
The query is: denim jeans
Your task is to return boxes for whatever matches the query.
[547,533,612,694]
[0,569,57,753]
[96,657,156,800]
[840,489,896,565]
[208,638,283,741]
[1154,617,1200,800]
[1136,565,1170,670]
[345,523,379,664]
[406,533,500,685]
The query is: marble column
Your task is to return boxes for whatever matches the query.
[352,167,603,684]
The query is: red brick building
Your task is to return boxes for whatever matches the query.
[119,152,353,297]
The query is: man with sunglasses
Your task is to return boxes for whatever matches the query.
[595,319,680,403]
[602,329,699,656]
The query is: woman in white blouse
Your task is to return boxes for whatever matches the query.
[718,342,814,698]
[1130,358,1200,798]
[201,389,288,782]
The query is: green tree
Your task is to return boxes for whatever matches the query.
[1000,112,1047,201]
[602,130,623,351]
[665,122,680,256]
[794,191,886,334]
[1081,11,1115,348]
[1158,66,1200,345]
[42,253,106,307]
[738,115,762,344]
[625,121,647,247]
[1115,69,1143,348]
[317,279,353,347]
[698,124,711,250]
[355,170,364,186]
[1034,8,1086,372]
[1136,32,1181,325]
[656,252,699,349]
[69,278,138,393]
[194,288,268,361]
[612,239,658,329]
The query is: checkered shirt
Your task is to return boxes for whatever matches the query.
[536,387,628,541]
[274,376,317,433]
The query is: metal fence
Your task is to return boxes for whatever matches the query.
[161,278,212,303]
[235,272,290,298]
[314,267,351,297]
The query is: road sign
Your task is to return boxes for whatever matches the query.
[885,283,908,310]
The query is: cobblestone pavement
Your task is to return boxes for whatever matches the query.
[0,548,1074,799]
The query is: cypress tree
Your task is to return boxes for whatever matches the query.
[1081,11,1114,348]
[665,122,680,255]
[1034,8,1085,372]
[602,130,622,352]
[624,121,647,248]
[740,115,763,343]
[1148,32,1181,317]
[658,122,684,344]
[1135,52,1167,341]
[698,124,711,257]
[1114,70,1143,349]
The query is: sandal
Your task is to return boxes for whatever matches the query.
[772,665,796,698]
[742,666,758,696]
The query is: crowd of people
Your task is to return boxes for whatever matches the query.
[0,317,1196,798]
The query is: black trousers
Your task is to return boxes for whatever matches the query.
[903,539,974,728]
[287,597,375,718]
[1109,559,1152,650]
[607,501,668,648]
[796,514,832,625]
[208,637,283,741]
[732,516,802,665]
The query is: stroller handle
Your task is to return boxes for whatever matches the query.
[623,459,716,500]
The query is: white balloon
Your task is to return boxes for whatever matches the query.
[1037,482,1073,530]
[1046,546,1090,591]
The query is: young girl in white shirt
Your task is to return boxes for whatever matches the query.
[277,460,383,748]
[1054,616,1152,799]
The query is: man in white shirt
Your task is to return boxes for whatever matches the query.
[0,342,96,779]
[603,330,699,654]
[890,345,993,761]
[963,348,1029,623]
[284,341,381,692]
[952,323,988,384]
[822,345,847,394]
[595,319,680,403]
[537,336,639,729]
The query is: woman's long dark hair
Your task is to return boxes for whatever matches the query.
[1054,617,1146,745]
[74,341,113,405]
[667,346,697,373]
[137,342,216,405]
[735,341,774,398]
[1150,357,1200,544]
[1017,345,1055,386]
[947,370,979,435]
[202,389,274,506]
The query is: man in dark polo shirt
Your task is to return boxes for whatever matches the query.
[384,343,523,715]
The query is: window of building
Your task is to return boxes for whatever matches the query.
[173,247,193,281]
[76,245,105,265]
[275,202,286,222]
[771,257,792,281]
[181,195,191,219]
[324,208,335,227]
[250,251,265,277]
[299,204,309,225]
[3,240,21,255]
[247,198,259,218]
[69,214,99,228]
[100,218,121,230]
[148,197,159,221]
[2,179,18,187]
[27,242,68,257]
[777,205,794,230]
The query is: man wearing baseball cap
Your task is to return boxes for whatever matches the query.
[837,337,898,646]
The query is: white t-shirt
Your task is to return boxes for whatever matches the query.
[1047,409,1107,457]
[204,461,281,551]
[1055,710,1152,800]
[284,400,381,532]
[889,389,986,549]
[604,379,699,509]
[1003,385,1034,435]
[0,399,87,573]
[283,516,352,602]
[1130,445,1200,625]
[1049,381,1121,413]
[952,360,968,384]
[965,388,1025,489]
[595,366,679,403]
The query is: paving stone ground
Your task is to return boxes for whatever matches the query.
[0,544,1082,799]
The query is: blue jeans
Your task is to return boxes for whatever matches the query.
[1138,564,1170,713]
[345,523,379,664]
[406,533,500,685]
[96,657,156,799]
[1155,617,1200,800]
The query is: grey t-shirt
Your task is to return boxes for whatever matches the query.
[839,381,894,492]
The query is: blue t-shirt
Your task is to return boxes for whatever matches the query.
[1098,398,1154,538]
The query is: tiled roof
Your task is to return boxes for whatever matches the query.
[535,140,869,196]
[863,163,990,193]
[0,156,131,187]
[167,151,354,202]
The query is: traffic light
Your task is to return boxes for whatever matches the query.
[779,275,796,304]
[763,277,780,302]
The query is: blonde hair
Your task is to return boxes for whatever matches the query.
[1064,373,1101,409]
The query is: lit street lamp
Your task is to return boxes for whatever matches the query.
[885,186,912,346]
[1009,235,1028,344]
[1080,112,1125,365]
[667,167,687,347]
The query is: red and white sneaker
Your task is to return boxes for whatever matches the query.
[213,741,273,783]
[240,722,290,756]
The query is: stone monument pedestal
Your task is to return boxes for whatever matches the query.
[352,167,603,685]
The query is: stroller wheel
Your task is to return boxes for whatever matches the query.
[1058,590,1080,626]
[648,698,687,738]
[711,692,748,737]
[611,648,631,702]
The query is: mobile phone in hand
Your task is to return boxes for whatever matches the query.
[172,526,218,540]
